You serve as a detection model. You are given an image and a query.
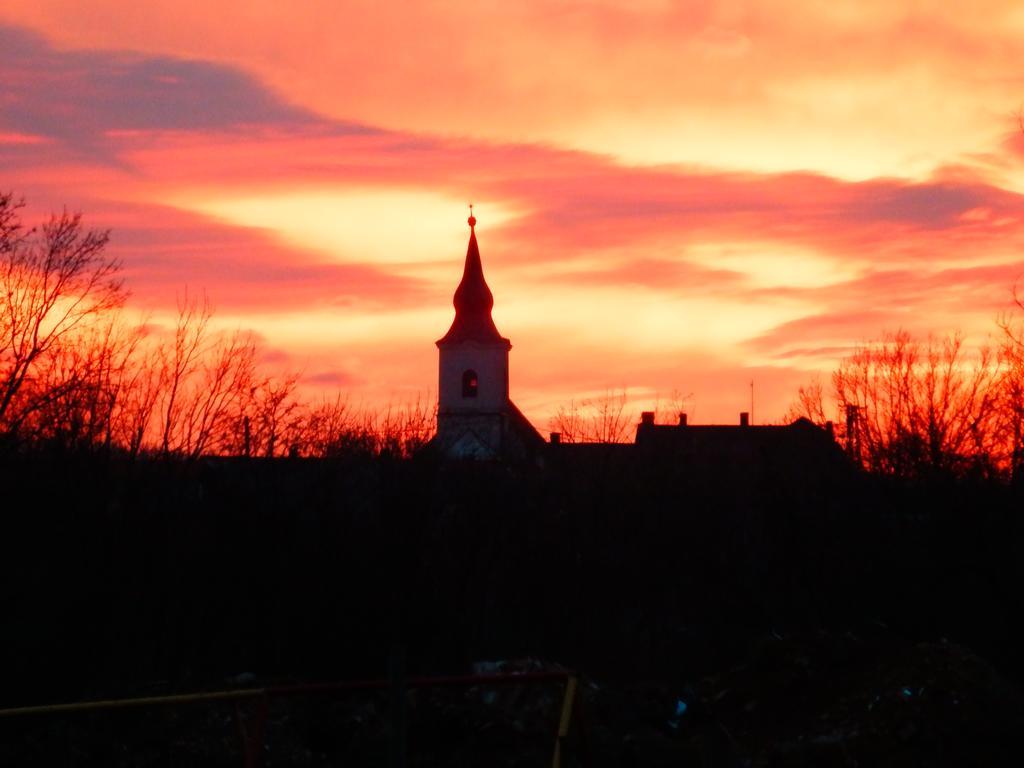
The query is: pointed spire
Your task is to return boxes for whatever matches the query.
[437,210,510,347]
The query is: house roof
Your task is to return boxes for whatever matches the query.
[546,418,850,479]
[633,417,844,461]
[437,214,510,347]
[507,400,546,447]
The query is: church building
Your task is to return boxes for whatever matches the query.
[431,211,840,467]
[432,212,544,460]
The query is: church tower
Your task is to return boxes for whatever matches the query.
[433,211,542,459]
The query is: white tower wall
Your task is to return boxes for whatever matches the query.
[438,343,510,414]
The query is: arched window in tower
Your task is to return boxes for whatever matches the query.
[462,369,479,398]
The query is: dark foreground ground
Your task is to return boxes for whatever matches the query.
[1,448,1022,765]
[2,633,1021,766]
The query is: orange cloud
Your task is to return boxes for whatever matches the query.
[4,2,1024,178]
[3,15,1024,425]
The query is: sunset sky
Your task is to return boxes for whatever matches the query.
[3,1,1024,426]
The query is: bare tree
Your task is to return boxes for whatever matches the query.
[299,395,375,458]
[295,394,436,459]
[550,389,634,443]
[181,330,257,458]
[549,399,586,443]
[20,318,146,451]
[115,340,163,458]
[837,331,1002,477]
[654,388,695,425]
[1,203,125,436]
[784,376,828,426]
[788,330,1004,478]
[1,195,345,459]
[371,395,436,457]
[0,192,22,253]
[153,298,260,459]
[996,285,1024,479]
[231,372,304,458]
[156,293,211,455]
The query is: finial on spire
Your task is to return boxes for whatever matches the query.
[468,203,476,229]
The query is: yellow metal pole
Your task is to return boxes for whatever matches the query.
[0,689,265,718]
[551,676,578,768]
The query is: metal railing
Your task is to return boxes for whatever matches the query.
[0,671,586,767]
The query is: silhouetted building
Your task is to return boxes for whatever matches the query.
[431,214,841,467]
[542,410,843,480]
[633,410,841,466]
[432,212,543,459]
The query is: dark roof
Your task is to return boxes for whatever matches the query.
[507,400,545,447]
[437,219,510,347]
[546,418,850,481]
[634,417,842,460]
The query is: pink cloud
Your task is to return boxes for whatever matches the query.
[5,18,1024,424]
[98,202,428,312]
[0,24,338,156]
[305,370,360,388]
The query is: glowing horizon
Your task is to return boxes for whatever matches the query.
[2,5,1024,428]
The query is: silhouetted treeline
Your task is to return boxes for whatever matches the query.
[789,322,1024,482]
[1,193,433,458]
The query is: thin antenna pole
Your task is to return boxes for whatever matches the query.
[750,379,754,425]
